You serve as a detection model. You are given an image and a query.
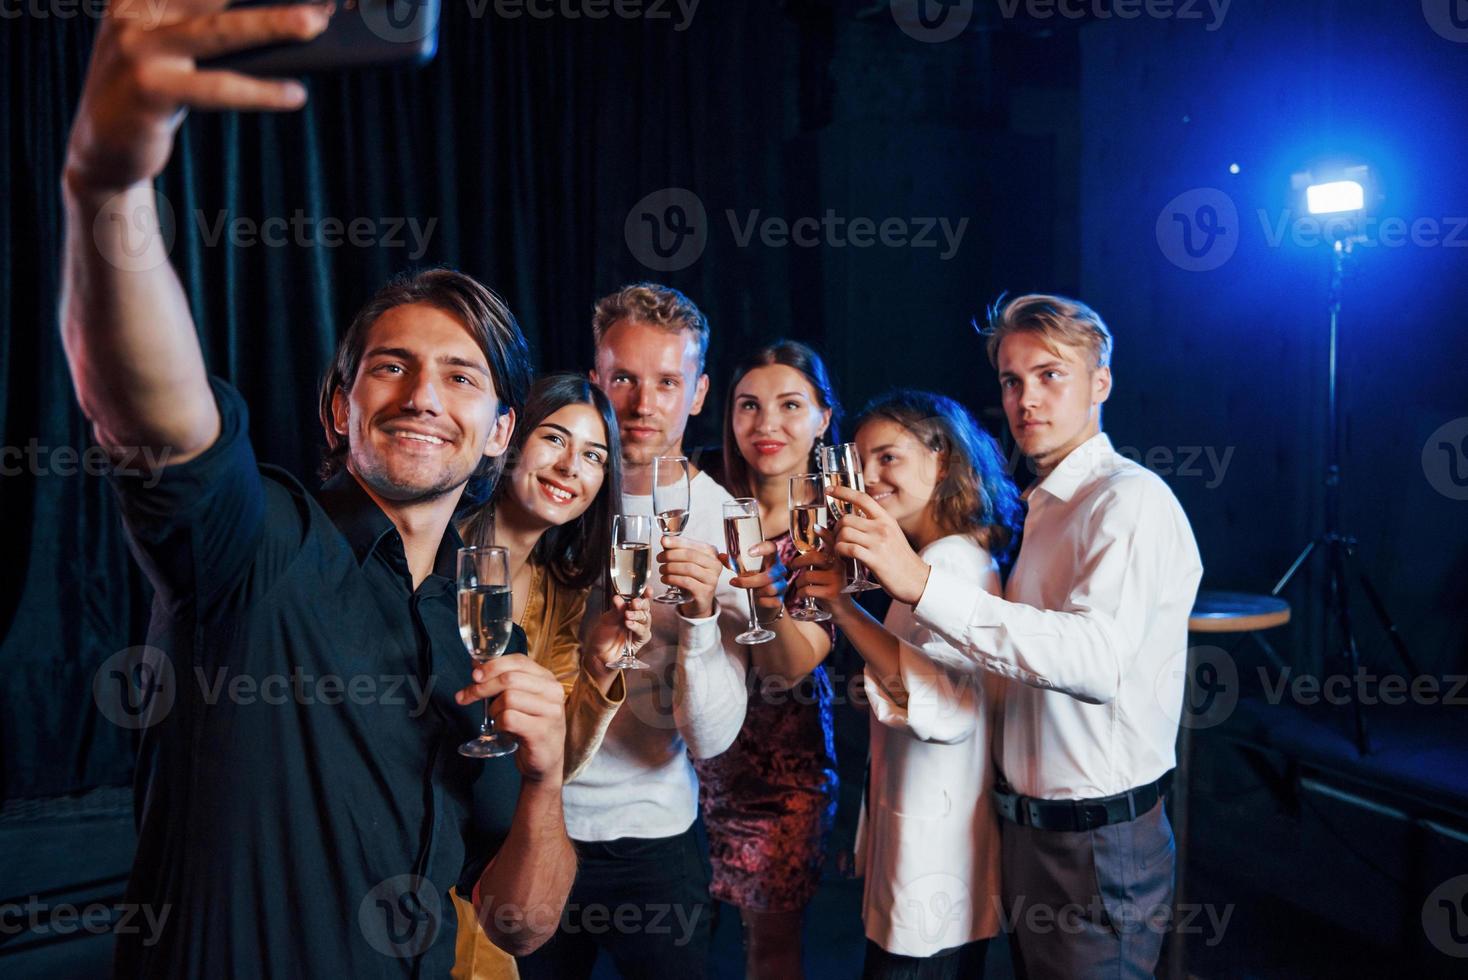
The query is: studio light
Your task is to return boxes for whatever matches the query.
[1292,164,1372,241]
[1274,159,1415,757]
[1306,179,1365,215]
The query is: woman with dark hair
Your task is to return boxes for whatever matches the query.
[452,373,652,980]
[694,340,842,978]
[796,388,1021,980]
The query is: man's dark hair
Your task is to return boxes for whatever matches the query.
[317,268,532,500]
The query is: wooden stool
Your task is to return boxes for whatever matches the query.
[1189,590,1291,634]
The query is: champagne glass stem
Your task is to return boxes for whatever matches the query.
[481,699,492,739]
[746,589,761,634]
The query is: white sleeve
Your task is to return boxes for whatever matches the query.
[863,656,979,745]
[864,540,995,744]
[912,483,1194,705]
[673,602,748,759]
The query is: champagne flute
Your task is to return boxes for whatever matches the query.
[609,515,653,670]
[652,455,691,605]
[724,498,776,644]
[457,546,517,758]
[819,443,881,594]
[787,474,833,622]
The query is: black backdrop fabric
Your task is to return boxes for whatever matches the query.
[0,3,817,799]
[5,2,1072,802]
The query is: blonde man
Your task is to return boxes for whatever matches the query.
[517,284,750,979]
[817,294,1203,979]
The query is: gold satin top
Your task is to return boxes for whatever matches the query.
[451,560,625,980]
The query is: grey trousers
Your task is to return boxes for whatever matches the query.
[998,799,1175,980]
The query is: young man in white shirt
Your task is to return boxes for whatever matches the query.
[820,294,1203,979]
[516,284,749,978]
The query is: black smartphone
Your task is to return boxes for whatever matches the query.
[199,0,440,75]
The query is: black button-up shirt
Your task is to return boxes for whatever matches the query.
[107,378,522,978]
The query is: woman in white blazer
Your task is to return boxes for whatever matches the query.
[795,388,1022,979]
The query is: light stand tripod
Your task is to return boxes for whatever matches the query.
[1271,235,1418,757]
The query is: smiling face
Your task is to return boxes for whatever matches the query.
[590,319,709,476]
[501,402,611,531]
[730,364,832,484]
[855,418,946,539]
[331,302,514,504]
[997,330,1111,477]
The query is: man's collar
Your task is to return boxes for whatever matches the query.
[319,469,396,566]
[1031,432,1118,504]
[317,469,465,579]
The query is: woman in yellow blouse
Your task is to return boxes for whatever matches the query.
[451,373,650,980]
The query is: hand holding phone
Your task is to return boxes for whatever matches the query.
[66,0,334,194]
[199,0,441,76]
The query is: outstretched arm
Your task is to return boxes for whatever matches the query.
[60,0,328,459]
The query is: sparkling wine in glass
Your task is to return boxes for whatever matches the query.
[787,474,833,622]
[609,514,653,670]
[457,546,517,758]
[652,455,691,605]
[724,498,776,644]
[819,443,881,594]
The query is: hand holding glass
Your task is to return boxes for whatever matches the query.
[819,443,881,593]
[457,546,517,758]
[652,456,692,605]
[724,498,776,644]
[787,474,834,622]
[609,515,653,670]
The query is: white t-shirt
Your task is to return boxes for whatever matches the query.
[562,471,751,841]
[856,533,1003,956]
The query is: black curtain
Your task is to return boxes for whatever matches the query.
[0,2,813,800]
[4,3,1069,801]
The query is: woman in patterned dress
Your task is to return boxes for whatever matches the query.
[694,340,842,978]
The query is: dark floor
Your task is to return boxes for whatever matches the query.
[6,695,1468,977]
